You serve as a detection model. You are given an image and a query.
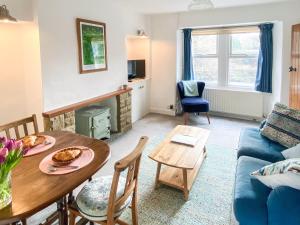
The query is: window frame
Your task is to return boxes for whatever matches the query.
[192,34,220,86]
[191,28,260,90]
[227,33,260,88]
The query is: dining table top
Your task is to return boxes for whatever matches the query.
[0,131,111,224]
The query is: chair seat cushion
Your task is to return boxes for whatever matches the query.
[238,128,286,163]
[181,97,209,113]
[234,156,272,225]
[76,176,131,221]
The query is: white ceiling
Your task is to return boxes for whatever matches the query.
[116,0,291,14]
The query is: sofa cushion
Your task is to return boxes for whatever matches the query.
[238,128,286,163]
[234,156,272,225]
[181,98,209,113]
[260,103,300,148]
[251,158,300,190]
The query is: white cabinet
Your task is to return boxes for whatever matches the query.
[129,79,150,123]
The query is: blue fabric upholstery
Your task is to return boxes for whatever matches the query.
[177,81,209,113]
[238,128,286,163]
[267,186,300,225]
[181,98,209,113]
[235,126,300,225]
[255,23,273,93]
[234,156,272,225]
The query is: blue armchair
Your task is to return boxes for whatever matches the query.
[177,81,210,125]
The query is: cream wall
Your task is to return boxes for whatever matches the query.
[149,1,300,116]
[126,37,151,78]
[37,0,149,111]
[0,22,43,130]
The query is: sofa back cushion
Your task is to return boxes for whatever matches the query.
[260,103,300,148]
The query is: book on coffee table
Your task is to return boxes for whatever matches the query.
[171,134,199,147]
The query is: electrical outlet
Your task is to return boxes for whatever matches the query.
[169,105,174,110]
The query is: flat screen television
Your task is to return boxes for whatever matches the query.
[128,60,145,80]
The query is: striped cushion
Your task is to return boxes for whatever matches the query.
[260,103,300,148]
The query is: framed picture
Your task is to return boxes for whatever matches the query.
[76,18,108,74]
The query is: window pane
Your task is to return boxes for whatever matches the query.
[192,35,217,55]
[193,58,218,83]
[228,58,258,86]
[231,33,260,55]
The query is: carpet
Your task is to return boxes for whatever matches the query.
[121,136,237,225]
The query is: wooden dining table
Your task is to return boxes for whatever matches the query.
[0,131,111,225]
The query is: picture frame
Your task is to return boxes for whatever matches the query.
[76,18,108,74]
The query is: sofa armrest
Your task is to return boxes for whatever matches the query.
[267,186,300,225]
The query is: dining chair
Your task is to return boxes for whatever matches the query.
[0,114,39,139]
[68,136,148,225]
[177,81,210,125]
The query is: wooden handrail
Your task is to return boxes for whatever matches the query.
[42,88,132,118]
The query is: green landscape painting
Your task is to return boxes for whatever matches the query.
[77,18,107,73]
[82,24,105,66]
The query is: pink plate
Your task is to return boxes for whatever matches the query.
[39,146,94,175]
[23,135,56,157]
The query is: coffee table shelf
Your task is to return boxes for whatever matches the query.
[149,125,210,200]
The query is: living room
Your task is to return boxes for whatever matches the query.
[0,0,300,225]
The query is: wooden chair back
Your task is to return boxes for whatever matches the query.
[0,114,39,139]
[106,136,148,224]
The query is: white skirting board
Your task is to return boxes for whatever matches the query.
[150,107,176,116]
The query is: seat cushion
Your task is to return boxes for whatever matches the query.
[234,156,272,225]
[76,176,131,221]
[181,97,209,113]
[238,128,286,163]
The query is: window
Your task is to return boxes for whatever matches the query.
[229,33,260,86]
[191,28,260,89]
[192,35,218,84]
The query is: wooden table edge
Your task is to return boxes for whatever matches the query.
[0,132,112,224]
[148,155,195,170]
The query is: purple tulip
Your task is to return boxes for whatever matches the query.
[0,137,7,144]
[0,147,8,164]
[0,137,6,148]
[4,139,22,152]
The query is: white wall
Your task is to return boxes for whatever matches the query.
[0,22,43,130]
[37,0,149,111]
[0,0,34,21]
[150,1,300,116]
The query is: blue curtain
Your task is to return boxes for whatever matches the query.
[255,23,274,93]
[183,29,195,81]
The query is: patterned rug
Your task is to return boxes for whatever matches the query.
[121,136,237,225]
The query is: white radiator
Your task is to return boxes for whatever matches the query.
[203,88,263,118]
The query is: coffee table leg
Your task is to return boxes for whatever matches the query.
[155,163,162,189]
[183,169,189,200]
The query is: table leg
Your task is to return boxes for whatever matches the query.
[182,169,189,201]
[57,196,68,225]
[155,163,162,189]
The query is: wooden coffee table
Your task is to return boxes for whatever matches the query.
[149,125,210,200]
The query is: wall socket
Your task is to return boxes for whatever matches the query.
[168,105,174,110]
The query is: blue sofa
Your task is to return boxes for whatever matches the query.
[234,127,300,225]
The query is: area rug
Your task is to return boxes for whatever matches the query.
[121,136,237,225]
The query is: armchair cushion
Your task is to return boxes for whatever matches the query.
[267,186,300,225]
[181,98,209,113]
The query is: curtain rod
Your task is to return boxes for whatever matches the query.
[180,23,273,31]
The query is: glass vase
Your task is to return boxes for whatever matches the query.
[0,172,12,210]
